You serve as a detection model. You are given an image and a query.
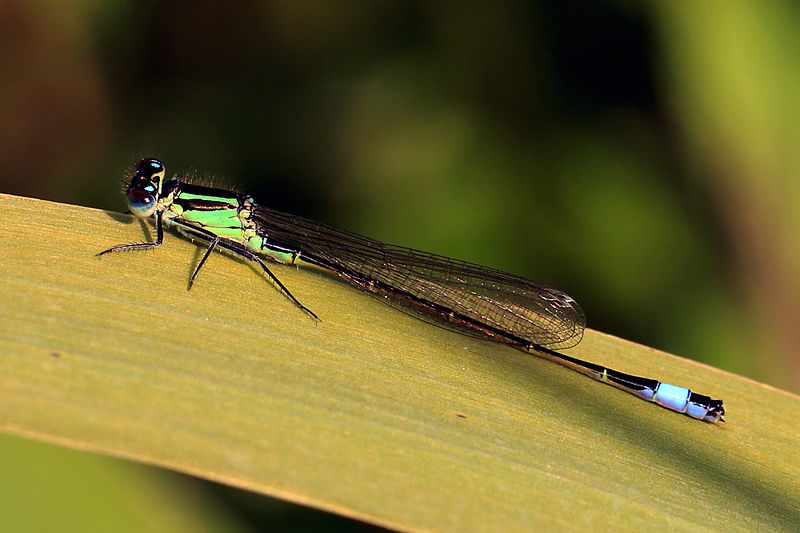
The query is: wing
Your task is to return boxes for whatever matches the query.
[252,206,586,350]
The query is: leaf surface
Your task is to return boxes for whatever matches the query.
[1,193,798,531]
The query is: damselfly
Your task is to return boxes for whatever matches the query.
[99,158,724,422]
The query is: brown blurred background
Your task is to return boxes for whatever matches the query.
[1,1,798,530]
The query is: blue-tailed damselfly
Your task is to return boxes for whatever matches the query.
[99,158,725,422]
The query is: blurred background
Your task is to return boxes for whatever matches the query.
[1,0,799,530]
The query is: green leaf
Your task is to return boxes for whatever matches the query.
[1,193,798,531]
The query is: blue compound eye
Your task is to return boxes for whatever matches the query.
[127,189,156,218]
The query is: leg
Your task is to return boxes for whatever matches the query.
[188,237,219,290]
[97,212,164,256]
[214,239,320,321]
[170,220,319,321]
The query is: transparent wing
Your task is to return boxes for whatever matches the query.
[252,206,586,350]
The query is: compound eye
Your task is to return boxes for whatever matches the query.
[135,158,164,174]
[127,189,156,218]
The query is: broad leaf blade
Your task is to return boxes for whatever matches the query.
[1,193,798,531]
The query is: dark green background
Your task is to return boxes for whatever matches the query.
[2,1,798,530]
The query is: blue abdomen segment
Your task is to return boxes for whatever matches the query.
[652,382,720,421]
[654,382,691,413]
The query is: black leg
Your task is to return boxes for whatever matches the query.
[97,212,164,256]
[171,220,319,321]
[213,239,320,321]
[188,237,219,290]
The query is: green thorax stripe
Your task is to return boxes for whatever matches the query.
[175,182,243,206]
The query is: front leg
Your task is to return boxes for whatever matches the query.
[97,212,164,256]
